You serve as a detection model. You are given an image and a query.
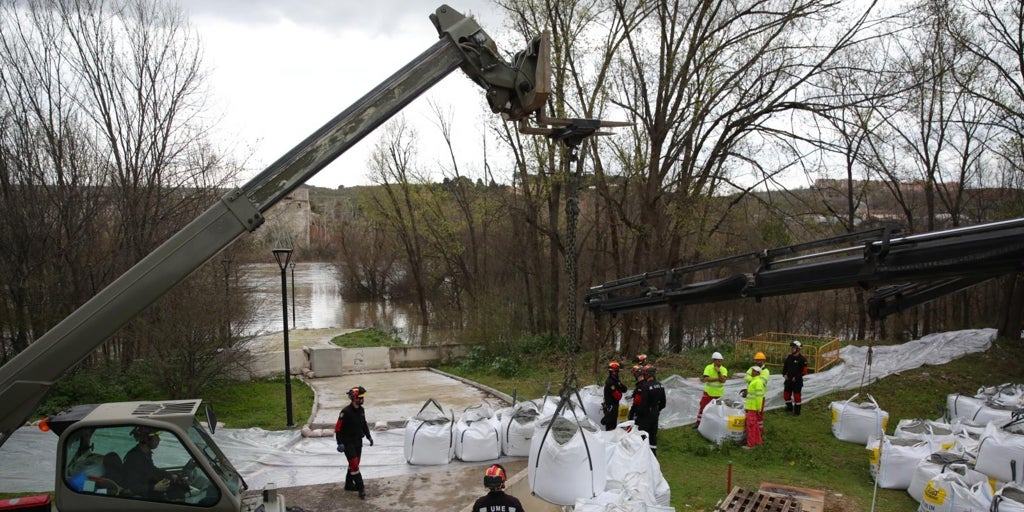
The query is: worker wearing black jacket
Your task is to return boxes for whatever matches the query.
[632,364,667,455]
[335,386,373,499]
[782,341,809,416]
[601,360,628,430]
[472,464,526,512]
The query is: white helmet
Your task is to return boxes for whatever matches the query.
[791,340,802,349]
[711,352,724,360]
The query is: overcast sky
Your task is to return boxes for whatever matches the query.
[176,1,507,188]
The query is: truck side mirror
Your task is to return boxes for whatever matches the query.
[204,403,218,435]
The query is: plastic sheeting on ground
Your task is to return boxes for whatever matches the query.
[586,328,995,430]
[0,328,997,493]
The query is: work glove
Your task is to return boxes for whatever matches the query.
[366,434,374,446]
[739,390,748,398]
[336,443,345,453]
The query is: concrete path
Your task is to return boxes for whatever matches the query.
[305,368,511,428]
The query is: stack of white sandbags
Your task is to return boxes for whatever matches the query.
[571,421,673,511]
[404,398,455,465]
[455,402,500,462]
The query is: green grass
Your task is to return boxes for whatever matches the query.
[203,376,315,430]
[330,327,404,348]
[442,336,1024,511]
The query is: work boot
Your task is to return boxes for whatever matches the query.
[354,473,365,499]
[785,402,793,412]
[344,470,356,491]
[794,404,801,416]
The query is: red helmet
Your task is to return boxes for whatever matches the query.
[484,464,507,490]
[347,386,367,400]
[634,354,648,365]
[608,360,622,371]
[644,364,656,377]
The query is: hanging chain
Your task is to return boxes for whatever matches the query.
[562,171,581,393]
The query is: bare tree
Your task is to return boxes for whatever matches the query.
[0,0,249,394]
[365,118,432,323]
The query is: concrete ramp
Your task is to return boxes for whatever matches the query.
[306,368,511,429]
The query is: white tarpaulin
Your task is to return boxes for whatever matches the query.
[0,328,997,493]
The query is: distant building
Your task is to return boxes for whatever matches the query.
[259,186,311,248]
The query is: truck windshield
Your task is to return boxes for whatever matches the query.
[186,420,245,495]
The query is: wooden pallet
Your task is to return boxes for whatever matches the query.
[716,486,804,512]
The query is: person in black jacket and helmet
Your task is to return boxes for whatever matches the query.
[335,385,373,499]
[472,464,525,512]
[601,360,628,430]
[633,364,667,456]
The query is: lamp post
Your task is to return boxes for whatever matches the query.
[290,262,296,326]
[272,248,295,427]
[220,258,232,340]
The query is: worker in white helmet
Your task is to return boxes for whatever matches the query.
[694,351,728,428]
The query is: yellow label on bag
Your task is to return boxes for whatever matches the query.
[831,408,838,423]
[867,447,879,465]
[728,415,746,431]
[923,480,947,505]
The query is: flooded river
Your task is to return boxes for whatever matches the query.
[241,262,454,345]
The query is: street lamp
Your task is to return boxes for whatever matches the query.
[290,262,296,326]
[272,248,295,427]
[220,258,232,340]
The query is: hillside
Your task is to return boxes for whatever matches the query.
[441,334,1024,511]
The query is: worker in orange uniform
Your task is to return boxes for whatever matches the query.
[741,365,766,449]
[694,352,727,428]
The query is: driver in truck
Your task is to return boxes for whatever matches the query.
[123,426,185,499]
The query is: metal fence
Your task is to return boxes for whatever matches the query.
[734,332,842,373]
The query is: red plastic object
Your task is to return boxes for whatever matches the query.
[0,495,51,511]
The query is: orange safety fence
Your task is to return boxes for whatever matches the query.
[733,332,842,373]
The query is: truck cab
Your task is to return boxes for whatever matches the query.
[47,400,276,512]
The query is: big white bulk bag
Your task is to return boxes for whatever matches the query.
[895,419,957,453]
[528,401,607,506]
[976,423,1024,484]
[992,483,1024,511]
[830,393,889,444]
[920,473,994,512]
[404,398,455,465]
[977,384,1024,408]
[500,402,540,456]
[867,435,932,490]
[947,394,986,423]
[581,385,606,426]
[455,403,500,462]
[602,422,670,507]
[907,452,989,503]
[697,398,746,445]
[948,394,1017,426]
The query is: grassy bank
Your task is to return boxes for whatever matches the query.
[204,376,315,430]
[441,335,1024,511]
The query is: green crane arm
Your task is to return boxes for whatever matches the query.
[0,4,551,448]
